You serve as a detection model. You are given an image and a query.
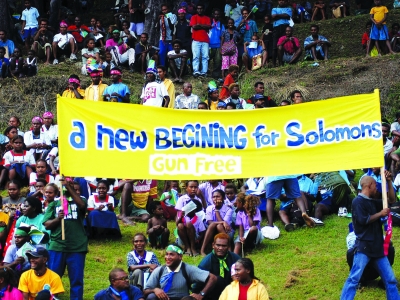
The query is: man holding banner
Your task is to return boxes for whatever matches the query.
[340,172,399,300]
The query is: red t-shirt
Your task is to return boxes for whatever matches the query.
[238,283,250,300]
[67,25,91,43]
[189,14,211,43]
[219,73,235,100]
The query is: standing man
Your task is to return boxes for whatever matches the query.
[95,268,144,300]
[32,18,53,64]
[85,69,108,101]
[190,4,211,78]
[140,66,170,107]
[157,65,176,109]
[21,0,40,51]
[174,82,200,109]
[209,8,224,80]
[103,68,130,103]
[43,178,88,300]
[340,173,399,300]
[271,0,292,67]
[18,247,65,299]
[157,4,177,67]
[129,0,145,36]
[192,234,241,300]
[144,245,218,300]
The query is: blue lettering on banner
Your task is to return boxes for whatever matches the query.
[285,119,382,147]
[69,120,86,149]
[96,124,147,151]
[155,123,248,150]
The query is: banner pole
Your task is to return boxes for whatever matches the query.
[59,172,66,241]
[381,167,388,209]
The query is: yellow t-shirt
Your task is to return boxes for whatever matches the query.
[84,83,108,101]
[209,100,218,110]
[131,180,158,209]
[164,79,176,108]
[0,212,9,224]
[18,269,65,300]
[61,87,85,98]
[370,6,388,23]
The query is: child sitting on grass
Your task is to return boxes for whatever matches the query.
[9,48,24,78]
[234,193,263,256]
[147,202,169,249]
[23,49,37,77]
[366,0,395,56]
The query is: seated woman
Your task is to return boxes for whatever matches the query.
[3,136,36,182]
[27,178,47,204]
[126,232,160,288]
[0,126,18,188]
[8,116,24,137]
[3,180,26,207]
[219,258,269,300]
[16,197,49,238]
[86,180,121,239]
[233,194,263,256]
[200,190,233,256]
[41,111,58,148]
[81,37,101,75]
[242,34,267,73]
[29,159,55,193]
[23,117,51,161]
[175,180,205,256]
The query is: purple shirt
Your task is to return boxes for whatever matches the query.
[199,182,225,206]
[235,208,261,230]
[205,204,233,223]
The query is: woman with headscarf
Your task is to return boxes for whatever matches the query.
[61,74,84,99]
[219,258,269,300]
[41,111,58,147]
[23,117,51,160]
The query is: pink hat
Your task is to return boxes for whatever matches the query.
[43,111,54,119]
[32,116,43,124]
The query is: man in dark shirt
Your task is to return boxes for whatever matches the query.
[247,81,277,108]
[134,33,159,74]
[32,18,53,64]
[340,172,399,300]
[192,233,240,300]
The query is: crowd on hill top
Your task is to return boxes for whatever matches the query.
[0,0,400,299]
[0,0,399,82]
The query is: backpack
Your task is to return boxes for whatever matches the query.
[156,262,192,292]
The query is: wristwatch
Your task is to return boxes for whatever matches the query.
[200,291,206,296]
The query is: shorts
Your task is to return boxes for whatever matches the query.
[370,24,389,41]
[282,52,295,63]
[129,22,144,36]
[221,52,238,70]
[279,199,295,211]
[23,27,38,40]
[32,42,52,58]
[273,24,288,50]
[318,194,334,213]
[266,178,301,199]
[127,203,149,216]
[234,229,263,245]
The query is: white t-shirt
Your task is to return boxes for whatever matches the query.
[29,173,55,192]
[141,81,169,107]
[41,124,58,141]
[87,195,114,211]
[3,150,36,167]
[53,33,75,49]
[167,49,187,69]
[24,131,51,154]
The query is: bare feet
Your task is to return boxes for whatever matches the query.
[200,251,207,257]
[302,213,316,228]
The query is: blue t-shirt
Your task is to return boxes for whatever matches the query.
[0,57,10,66]
[271,7,292,27]
[103,83,131,102]
[209,20,225,48]
[246,45,263,58]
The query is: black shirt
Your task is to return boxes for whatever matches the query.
[352,194,384,258]
[129,0,145,23]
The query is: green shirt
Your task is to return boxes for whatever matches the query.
[16,214,50,235]
[42,198,88,253]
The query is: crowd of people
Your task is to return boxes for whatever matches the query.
[0,107,398,299]
[0,0,399,299]
[0,0,398,83]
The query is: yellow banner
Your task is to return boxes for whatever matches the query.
[58,90,383,179]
